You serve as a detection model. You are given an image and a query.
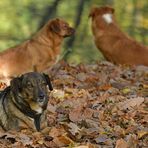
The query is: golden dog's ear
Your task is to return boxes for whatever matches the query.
[105,6,115,14]
[43,73,53,91]
[89,6,115,18]
[50,18,61,34]
[10,76,22,93]
[89,7,98,18]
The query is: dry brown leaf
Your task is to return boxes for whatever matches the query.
[49,126,66,138]
[99,84,112,91]
[69,106,83,122]
[95,134,109,144]
[115,138,128,148]
[17,133,32,146]
[73,146,89,148]
[53,134,74,147]
[48,126,71,147]
[117,97,144,110]
[47,104,57,113]
[44,140,58,148]
[126,134,138,148]
[114,126,125,137]
[67,122,81,136]
[83,108,94,119]
[76,72,87,81]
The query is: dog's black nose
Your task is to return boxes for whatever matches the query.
[38,93,45,102]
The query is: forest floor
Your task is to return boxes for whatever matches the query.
[0,61,148,148]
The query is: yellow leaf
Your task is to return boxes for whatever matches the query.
[138,131,148,139]
[37,139,44,145]
[74,146,89,148]
[122,88,131,94]
[51,89,65,100]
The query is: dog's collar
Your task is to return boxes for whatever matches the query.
[12,94,42,131]
[1,87,42,131]
[18,105,42,131]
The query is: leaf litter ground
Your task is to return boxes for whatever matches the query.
[0,61,147,148]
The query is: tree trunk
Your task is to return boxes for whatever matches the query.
[38,0,61,29]
[64,0,86,60]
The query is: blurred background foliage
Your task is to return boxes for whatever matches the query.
[0,0,147,64]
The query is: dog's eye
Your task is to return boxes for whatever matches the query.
[63,24,67,29]
[42,81,46,86]
[27,82,33,88]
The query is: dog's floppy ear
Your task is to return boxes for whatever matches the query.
[89,6,115,18]
[50,18,61,34]
[43,73,53,91]
[89,7,98,18]
[105,6,115,14]
[10,76,22,93]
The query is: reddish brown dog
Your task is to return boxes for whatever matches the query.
[0,18,75,82]
[89,6,148,66]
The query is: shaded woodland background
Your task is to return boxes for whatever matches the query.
[0,0,147,64]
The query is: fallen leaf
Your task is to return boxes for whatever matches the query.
[126,134,138,148]
[114,126,125,137]
[17,133,32,146]
[76,73,87,81]
[99,84,112,91]
[137,130,148,139]
[117,97,145,110]
[57,134,74,145]
[51,89,65,100]
[37,139,44,145]
[73,146,89,148]
[95,134,108,144]
[115,138,128,148]
[49,126,66,138]
[121,88,131,94]
[47,104,56,113]
[67,122,81,136]
[83,108,94,119]
[69,106,83,122]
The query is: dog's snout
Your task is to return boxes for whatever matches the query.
[64,28,75,38]
[38,93,45,102]
[70,28,75,34]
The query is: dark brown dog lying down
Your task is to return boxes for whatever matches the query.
[0,18,75,83]
[0,72,53,131]
[89,6,148,66]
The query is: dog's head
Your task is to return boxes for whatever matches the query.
[10,72,53,114]
[49,18,75,37]
[89,6,115,25]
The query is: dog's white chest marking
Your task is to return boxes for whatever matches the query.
[35,107,43,114]
[30,102,43,114]
[102,13,113,24]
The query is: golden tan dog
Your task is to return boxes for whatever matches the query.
[0,18,75,83]
[89,6,148,66]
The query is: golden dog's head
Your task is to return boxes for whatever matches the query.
[89,6,115,34]
[49,18,75,37]
[10,72,53,114]
[89,6,114,19]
